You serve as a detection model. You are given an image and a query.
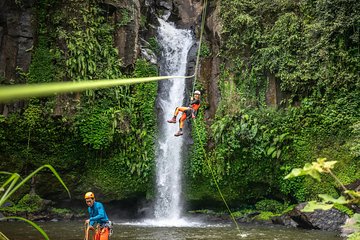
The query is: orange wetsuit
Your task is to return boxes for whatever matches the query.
[173,99,201,129]
[95,226,109,240]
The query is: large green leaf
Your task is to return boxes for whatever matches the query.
[0,75,191,102]
[284,158,337,181]
[301,201,333,212]
[284,164,321,181]
[267,146,276,156]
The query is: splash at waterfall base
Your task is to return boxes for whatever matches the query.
[2,199,348,235]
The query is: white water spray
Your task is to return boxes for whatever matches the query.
[153,19,194,225]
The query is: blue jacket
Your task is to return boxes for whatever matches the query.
[88,201,109,226]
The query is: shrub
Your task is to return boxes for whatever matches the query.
[255,199,285,214]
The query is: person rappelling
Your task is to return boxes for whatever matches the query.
[167,90,201,136]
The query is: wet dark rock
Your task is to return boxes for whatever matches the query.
[271,214,298,227]
[158,0,172,10]
[286,203,349,231]
[140,47,157,64]
[1,202,13,208]
[235,212,261,223]
[341,217,357,237]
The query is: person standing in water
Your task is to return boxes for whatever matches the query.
[84,192,112,240]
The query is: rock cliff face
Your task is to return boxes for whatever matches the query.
[0,0,35,115]
[0,0,34,80]
[103,0,141,68]
[200,0,221,119]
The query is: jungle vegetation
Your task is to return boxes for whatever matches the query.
[0,0,359,218]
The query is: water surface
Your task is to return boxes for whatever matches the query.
[0,221,343,240]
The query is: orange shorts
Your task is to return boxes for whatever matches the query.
[95,227,109,240]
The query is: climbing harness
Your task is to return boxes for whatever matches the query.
[84,221,113,240]
[107,221,114,237]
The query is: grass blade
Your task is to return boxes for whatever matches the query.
[6,164,71,202]
[0,174,19,207]
[1,173,20,191]
[0,231,10,240]
[1,216,49,240]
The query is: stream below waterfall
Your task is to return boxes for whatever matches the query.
[0,221,342,240]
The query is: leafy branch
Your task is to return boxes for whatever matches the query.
[285,158,360,238]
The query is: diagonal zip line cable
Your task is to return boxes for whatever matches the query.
[0,75,194,103]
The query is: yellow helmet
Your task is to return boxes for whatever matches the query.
[84,192,95,199]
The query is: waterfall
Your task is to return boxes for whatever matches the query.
[154,18,194,224]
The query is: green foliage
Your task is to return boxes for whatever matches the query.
[220,0,360,100]
[255,199,286,214]
[78,59,158,196]
[50,207,71,215]
[200,42,211,58]
[28,36,55,84]
[348,122,360,157]
[345,214,360,239]
[334,204,354,217]
[15,194,43,213]
[284,157,360,237]
[133,59,158,78]
[117,9,132,27]
[148,37,160,55]
[188,112,207,178]
[23,104,42,129]
[77,107,114,150]
[254,211,277,221]
[60,2,122,84]
[348,232,360,240]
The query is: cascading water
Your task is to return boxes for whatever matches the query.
[153,18,194,225]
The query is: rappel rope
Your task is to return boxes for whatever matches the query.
[191,0,242,234]
[192,0,208,96]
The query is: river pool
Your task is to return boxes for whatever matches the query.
[0,221,343,240]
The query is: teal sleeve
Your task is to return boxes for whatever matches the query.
[89,203,105,223]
